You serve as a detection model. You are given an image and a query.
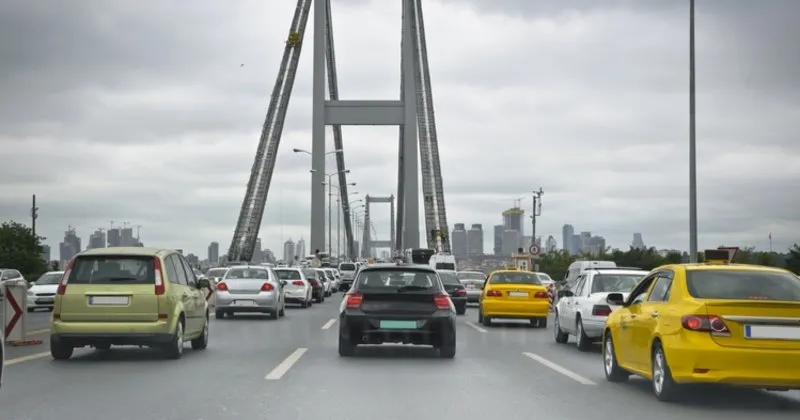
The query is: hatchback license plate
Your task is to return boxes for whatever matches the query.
[89,296,129,305]
[233,300,257,307]
[508,292,529,297]
[380,320,417,329]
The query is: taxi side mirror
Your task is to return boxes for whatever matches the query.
[606,293,625,306]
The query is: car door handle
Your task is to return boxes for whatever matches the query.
[650,312,659,318]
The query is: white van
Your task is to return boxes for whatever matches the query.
[429,253,457,271]
[562,260,617,288]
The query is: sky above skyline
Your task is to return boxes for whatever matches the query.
[1,0,798,259]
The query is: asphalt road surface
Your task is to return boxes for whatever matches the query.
[2,299,799,420]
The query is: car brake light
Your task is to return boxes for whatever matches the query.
[311,280,320,287]
[455,288,467,297]
[216,282,229,291]
[345,292,363,308]
[57,257,76,295]
[153,256,166,295]
[292,280,305,286]
[486,290,502,297]
[681,315,730,335]
[534,291,549,299]
[592,304,612,316]
[261,283,274,292]
[434,294,451,309]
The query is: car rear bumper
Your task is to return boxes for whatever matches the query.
[339,281,353,291]
[482,300,549,318]
[450,297,468,308]
[666,341,800,388]
[216,293,278,311]
[465,291,481,302]
[52,332,174,347]
[27,297,55,308]
[340,310,455,345]
[51,320,173,345]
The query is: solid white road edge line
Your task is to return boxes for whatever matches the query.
[522,352,597,385]
[7,351,51,365]
[321,318,337,330]
[465,321,488,333]
[265,347,308,380]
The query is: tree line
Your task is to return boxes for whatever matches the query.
[536,244,800,281]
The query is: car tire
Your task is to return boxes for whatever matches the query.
[537,317,547,328]
[163,317,185,360]
[576,318,592,351]
[338,333,356,357]
[315,295,323,303]
[455,305,466,315]
[602,331,630,382]
[269,309,279,320]
[215,310,225,319]
[438,329,456,358]
[652,341,681,401]
[50,337,74,360]
[191,314,210,350]
[553,312,569,343]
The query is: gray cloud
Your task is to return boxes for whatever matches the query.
[1,0,798,260]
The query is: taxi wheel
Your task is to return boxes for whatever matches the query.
[652,342,681,401]
[553,312,569,343]
[602,331,629,382]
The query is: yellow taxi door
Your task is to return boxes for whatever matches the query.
[629,272,673,370]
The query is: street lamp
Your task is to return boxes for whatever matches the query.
[328,190,359,259]
[321,172,354,257]
[688,0,698,262]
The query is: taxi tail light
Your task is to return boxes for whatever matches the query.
[433,294,451,309]
[216,282,229,291]
[454,288,467,297]
[291,280,305,286]
[57,257,76,295]
[533,291,549,299]
[261,283,274,292]
[486,290,502,297]
[591,305,612,316]
[345,292,363,309]
[681,315,730,335]
[153,256,165,296]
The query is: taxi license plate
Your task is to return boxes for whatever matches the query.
[380,320,417,329]
[508,292,529,297]
[233,300,257,307]
[745,325,800,340]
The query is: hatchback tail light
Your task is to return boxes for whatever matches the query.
[454,288,467,297]
[216,282,229,291]
[311,280,321,287]
[57,257,76,295]
[291,280,305,286]
[345,292,363,308]
[433,294,451,309]
[153,256,165,295]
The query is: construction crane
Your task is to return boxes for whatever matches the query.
[408,0,451,253]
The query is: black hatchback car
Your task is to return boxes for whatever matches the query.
[302,269,326,303]
[436,270,467,315]
[337,263,456,358]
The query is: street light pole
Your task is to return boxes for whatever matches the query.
[336,196,340,260]
[530,188,543,250]
[688,0,698,262]
[327,180,332,257]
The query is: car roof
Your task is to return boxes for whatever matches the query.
[360,263,435,272]
[586,268,649,275]
[80,247,171,257]
[226,265,269,270]
[678,263,789,274]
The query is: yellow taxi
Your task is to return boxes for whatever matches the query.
[478,269,550,328]
[602,249,800,401]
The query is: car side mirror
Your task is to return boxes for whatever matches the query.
[279,280,287,286]
[197,278,211,289]
[557,290,573,298]
[606,292,625,306]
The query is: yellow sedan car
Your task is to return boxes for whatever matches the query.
[478,269,550,328]
[602,249,800,401]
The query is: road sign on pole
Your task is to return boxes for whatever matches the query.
[3,284,22,342]
[528,245,541,255]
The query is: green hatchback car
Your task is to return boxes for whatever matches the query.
[50,247,211,360]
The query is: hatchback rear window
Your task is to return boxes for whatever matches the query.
[437,271,461,285]
[274,269,301,280]
[490,272,542,285]
[69,256,154,285]
[205,268,227,277]
[356,269,438,291]
[339,263,355,271]
[686,270,800,301]
[303,270,320,279]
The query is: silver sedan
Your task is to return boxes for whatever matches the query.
[214,266,286,319]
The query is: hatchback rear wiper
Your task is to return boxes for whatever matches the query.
[396,285,430,292]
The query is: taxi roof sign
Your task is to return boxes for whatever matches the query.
[717,246,739,262]
[704,249,731,264]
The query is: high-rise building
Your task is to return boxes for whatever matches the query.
[502,207,525,238]
[59,226,81,263]
[632,233,646,249]
[107,228,121,247]
[296,237,306,260]
[41,244,51,262]
[251,238,263,263]
[562,224,574,253]
[283,239,296,264]
[88,229,106,249]
[501,230,521,256]
[587,236,607,255]
[545,236,557,253]
[451,223,467,256]
[493,225,504,255]
[208,242,220,265]
[467,224,483,255]
[121,227,135,246]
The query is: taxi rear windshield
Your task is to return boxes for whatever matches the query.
[274,269,301,280]
[490,272,542,285]
[339,263,355,271]
[68,256,154,285]
[357,269,438,291]
[686,270,800,301]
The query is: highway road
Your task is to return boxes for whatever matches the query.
[2,299,799,419]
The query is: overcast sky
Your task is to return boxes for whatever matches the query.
[1,0,798,259]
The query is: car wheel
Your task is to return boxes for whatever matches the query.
[553,312,569,343]
[50,337,74,360]
[269,309,279,320]
[163,318,184,360]
[438,329,456,358]
[338,332,356,357]
[576,318,592,351]
[215,310,225,319]
[652,342,680,401]
[602,331,629,382]
[191,314,210,350]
